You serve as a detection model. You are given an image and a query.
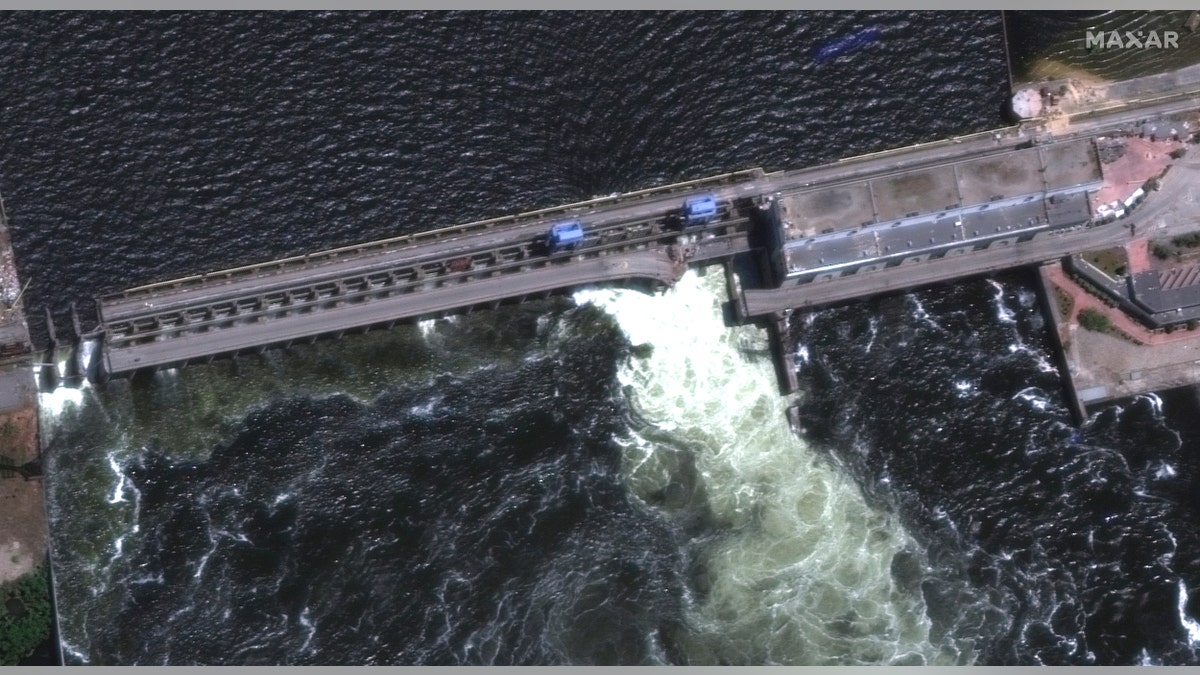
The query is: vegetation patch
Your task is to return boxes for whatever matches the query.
[1053,285,1075,322]
[1152,232,1200,262]
[1172,232,1200,249]
[1082,247,1128,279]
[0,566,52,666]
[1078,308,1114,333]
[1152,242,1175,261]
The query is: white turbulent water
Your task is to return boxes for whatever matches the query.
[574,267,955,666]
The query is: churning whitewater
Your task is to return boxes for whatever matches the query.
[575,269,956,665]
[42,271,959,666]
[790,269,1200,665]
[18,10,1200,667]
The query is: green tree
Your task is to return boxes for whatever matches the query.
[0,566,52,665]
[1078,308,1112,333]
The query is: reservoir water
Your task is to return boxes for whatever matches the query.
[5,10,1198,665]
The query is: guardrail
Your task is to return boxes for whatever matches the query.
[105,168,765,301]
[103,216,755,345]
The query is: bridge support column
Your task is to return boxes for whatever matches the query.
[69,301,83,342]
[38,307,59,392]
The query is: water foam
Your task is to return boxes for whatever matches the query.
[987,279,1016,325]
[574,267,948,665]
[1178,580,1200,646]
[106,452,128,504]
[418,318,437,338]
[39,382,84,418]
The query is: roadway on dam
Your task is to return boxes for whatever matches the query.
[740,152,1200,315]
[91,95,1200,375]
[102,123,1041,323]
[104,250,686,373]
[95,125,1045,374]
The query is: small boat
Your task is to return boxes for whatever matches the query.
[813,26,882,62]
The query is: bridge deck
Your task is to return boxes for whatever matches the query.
[91,97,1200,377]
[740,213,1131,315]
[104,168,766,306]
[104,249,682,373]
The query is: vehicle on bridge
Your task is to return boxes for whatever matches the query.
[546,219,585,254]
[682,194,719,227]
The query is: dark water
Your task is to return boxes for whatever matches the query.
[12,9,1196,666]
[100,306,696,665]
[0,11,1008,345]
[792,271,1200,664]
[1004,10,1099,79]
[1005,10,1200,83]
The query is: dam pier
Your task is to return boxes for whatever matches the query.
[29,74,1200,427]
[77,129,1105,372]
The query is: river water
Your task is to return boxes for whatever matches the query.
[5,10,1199,666]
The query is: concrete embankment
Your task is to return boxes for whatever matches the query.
[0,193,58,665]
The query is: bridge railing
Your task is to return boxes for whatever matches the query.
[103,167,766,302]
[805,124,1025,173]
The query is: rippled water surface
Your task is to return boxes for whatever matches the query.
[9,10,1200,667]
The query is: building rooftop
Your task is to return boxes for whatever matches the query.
[777,139,1102,278]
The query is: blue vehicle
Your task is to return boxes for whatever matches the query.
[683,194,719,227]
[546,220,584,254]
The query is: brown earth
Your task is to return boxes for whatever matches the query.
[1127,237,1152,274]
[1022,57,1111,89]
[0,404,47,584]
[1092,136,1185,211]
[1046,262,1200,346]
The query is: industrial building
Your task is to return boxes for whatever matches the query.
[767,138,1104,285]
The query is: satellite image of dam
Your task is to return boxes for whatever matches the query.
[6,9,1200,666]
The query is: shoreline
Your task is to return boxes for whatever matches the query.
[0,192,55,665]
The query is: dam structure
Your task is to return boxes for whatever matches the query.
[66,95,1199,381]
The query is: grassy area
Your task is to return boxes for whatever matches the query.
[1082,247,1128,279]
[1076,307,1144,344]
[1151,232,1200,263]
[1079,308,1113,333]
[0,566,52,665]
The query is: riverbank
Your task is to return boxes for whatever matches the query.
[0,193,54,664]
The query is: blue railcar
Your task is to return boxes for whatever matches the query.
[547,220,584,254]
[683,194,719,227]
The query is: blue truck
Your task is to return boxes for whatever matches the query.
[546,219,585,254]
[682,194,719,227]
